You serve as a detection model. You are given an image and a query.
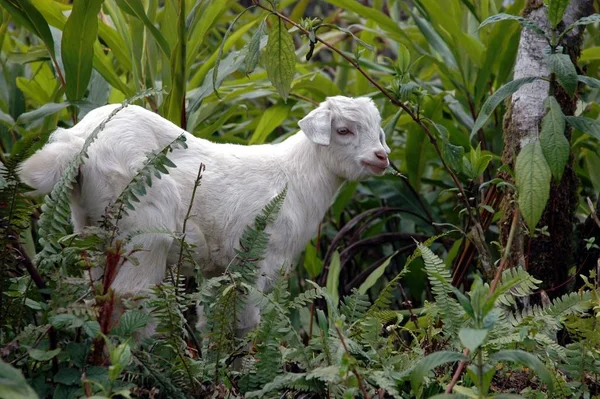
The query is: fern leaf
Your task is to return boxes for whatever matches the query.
[232,186,287,284]
[365,232,453,318]
[419,243,464,337]
[109,133,188,220]
[340,289,371,322]
[495,266,541,307]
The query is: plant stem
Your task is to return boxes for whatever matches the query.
[176,162,205,279]
[335,325,370,399]
[446,209,520,393]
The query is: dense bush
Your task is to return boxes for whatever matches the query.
[1,0,600,398]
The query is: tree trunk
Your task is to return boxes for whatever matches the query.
[500,0,594,296]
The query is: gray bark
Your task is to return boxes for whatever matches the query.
[501,0,594,293]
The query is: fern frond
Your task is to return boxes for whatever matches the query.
[246,373,316,398]
[508,291,592,332]
[496,266,541,307]
[232,185,287,284]
[365,232,453,318]
[340,289,370,322]
[418,243,464,337]
[108,133,188,220]
[290,288,324,310]
[560,341,600,383]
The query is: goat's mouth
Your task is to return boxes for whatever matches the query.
[361,160,388,175]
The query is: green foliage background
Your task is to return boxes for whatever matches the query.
[1,0,600,398]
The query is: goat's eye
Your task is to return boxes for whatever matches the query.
[337,127,351,135]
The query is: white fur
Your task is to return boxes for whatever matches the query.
[19,96,390,331]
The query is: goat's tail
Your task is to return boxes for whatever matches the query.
[19,128,85,195]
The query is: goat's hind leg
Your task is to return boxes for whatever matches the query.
[107,180,181,337]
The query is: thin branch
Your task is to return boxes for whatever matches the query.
[176,162,205,279]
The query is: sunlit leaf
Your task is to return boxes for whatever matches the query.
[545,0,569,28]
[61,0,103,102]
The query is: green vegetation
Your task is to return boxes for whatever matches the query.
[1,0,600,398]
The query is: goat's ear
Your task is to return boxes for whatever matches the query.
[298,106,331,146]
[380,128,391,153]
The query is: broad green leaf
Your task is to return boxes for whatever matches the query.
[578,75,600,88]
[16,103,70,125]
[195,104,247,138]
[427,395,470,399]
[292,73,341,98]
[492,395,528,399]
[28,348,61,361]
[98,22,132,72]
[212,8,254,97]
[459,328,489,352]
[303,241,323,279]
[581,46,600,62]
[358,251,398,295]
[471,77,539,138]
[54,367,81,386]
[0,0,55,57]
[163,0,186,127]
[540,96,568,181]
[189,19,257,88]
[264,17,296,101]
[7,47,49,64]
[560,14,600,41]
[405,127,427,190]
[0,109,15,127]
[479,13,546,36]
[0,359,38,399]
[116,0,171,57]
[547,53,577,97]
[565,115,600,140]
[490,350,554,391]
[61,0,103,102]
[545,0,569,28]
[449,285,474,319]
[112,309,152,336]
[92,43,135,96]
[431,122,464,173]
[515,140,551,232]
[187,49,247,116]
[326,251,341,306]
[583,149,600,192]
[331,181,358,221]
[411,351,469,393]
[246,18,267,75]
[412,14,458,71]
[186,0,235,69]
[250,104,291,144]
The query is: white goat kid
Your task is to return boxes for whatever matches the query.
[20,95,390,333]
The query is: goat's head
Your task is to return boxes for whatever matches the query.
[298,96,391,180]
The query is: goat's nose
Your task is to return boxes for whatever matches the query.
[374,150,388,161]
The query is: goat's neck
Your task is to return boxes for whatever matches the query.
[279,133,343,221]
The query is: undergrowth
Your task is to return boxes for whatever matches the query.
[0,102,599,399]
